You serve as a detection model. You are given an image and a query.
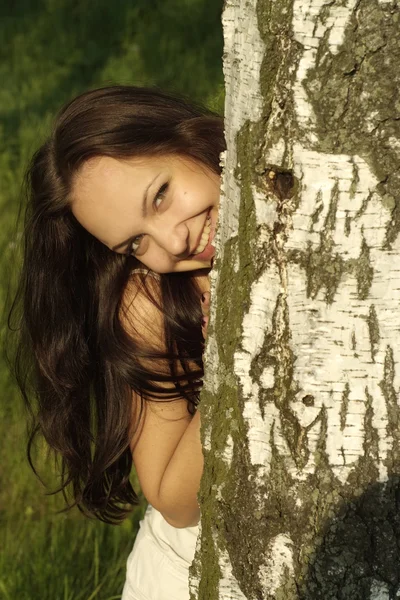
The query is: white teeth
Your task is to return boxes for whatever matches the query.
[193,215,212,255]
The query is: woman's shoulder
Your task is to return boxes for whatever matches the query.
[121,268,163,349]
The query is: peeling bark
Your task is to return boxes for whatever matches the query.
[190,0,400,598]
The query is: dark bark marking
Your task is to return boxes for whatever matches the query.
[348,234,374,301]
[351,330,357,353]
[366,304,380,363]
[310,191,324,233]
[363,386,380,466]
[302,395,315,407]
[340,382,350,431]
[265,168,296,201]
[379,345,400,470]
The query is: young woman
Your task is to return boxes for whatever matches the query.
[9,85,224,600]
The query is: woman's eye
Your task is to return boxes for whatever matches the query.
[128,183,169,256]
[129,234,144,255]
[154,182,168,209]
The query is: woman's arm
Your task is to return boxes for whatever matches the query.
[130,395,202,528]
[158,286,211,528]
[122,275,208,528]
[157,408,203,528]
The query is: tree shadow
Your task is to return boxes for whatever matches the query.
[301,476,400,600]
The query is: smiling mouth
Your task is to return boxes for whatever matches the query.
[192,214,212,255]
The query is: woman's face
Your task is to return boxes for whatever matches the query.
[71,154,220,273]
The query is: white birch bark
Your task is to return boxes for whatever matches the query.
[190,0,400,598]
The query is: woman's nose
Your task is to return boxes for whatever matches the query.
[153,222,190,257]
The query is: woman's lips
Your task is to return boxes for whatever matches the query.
[192,240,215,261]
[190,213,215,261]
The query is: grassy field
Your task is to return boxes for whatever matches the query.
[0,1,224,597]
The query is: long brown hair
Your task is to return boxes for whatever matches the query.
[8,86,225,523]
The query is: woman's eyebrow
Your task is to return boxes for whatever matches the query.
[111,174,158,251]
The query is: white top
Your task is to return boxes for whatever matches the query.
[122,504,200,600]
[140,503,199,570]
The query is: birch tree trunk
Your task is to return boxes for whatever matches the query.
[190,0,400,598]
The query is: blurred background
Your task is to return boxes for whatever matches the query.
[0,1,224,598]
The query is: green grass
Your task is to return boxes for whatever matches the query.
[0,1,224,597]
